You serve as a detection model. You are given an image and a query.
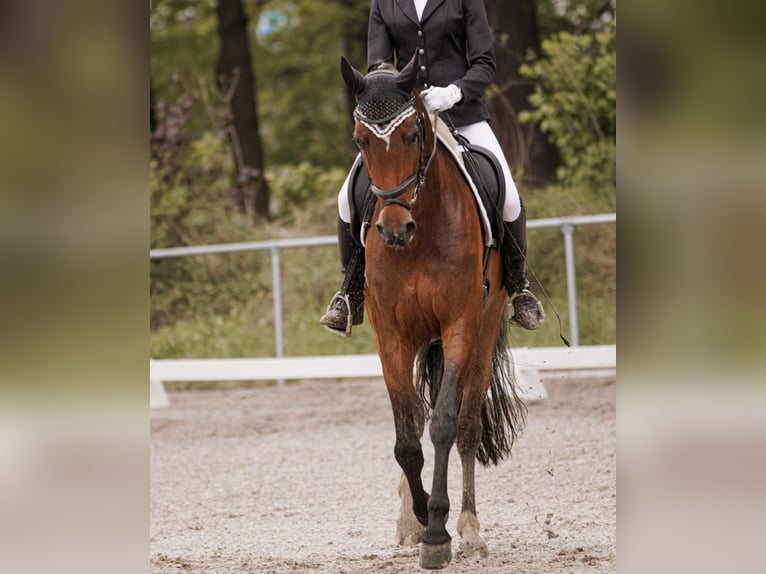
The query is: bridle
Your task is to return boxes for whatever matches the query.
[354,98,438,212]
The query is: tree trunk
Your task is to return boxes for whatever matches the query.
[216,0,270,222]
[339,0,369,138]
[484,0,558,187]
[150,76,157,134]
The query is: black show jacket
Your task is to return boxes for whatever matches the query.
[367,0,496,127]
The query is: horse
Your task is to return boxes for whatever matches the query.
[340,56,526,569]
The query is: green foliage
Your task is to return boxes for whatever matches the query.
[151,2,219,138]
[535,0,616,36]
[267,162,347,213]
[512,7,616,348]
[149,83,351,353]
[519,19,616,199]
[150,93,252,249]
[254,0,360,169]
[150,198,381,360]
[511,185,616,348]
[151,0,363,179]
[150,87,264,333]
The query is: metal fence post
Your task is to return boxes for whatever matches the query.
[561,223,579,346]
[269,244,286,385]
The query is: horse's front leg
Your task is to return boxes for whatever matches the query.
[396,396,427,545]
[420,340,474,569]
[378,344,430,541]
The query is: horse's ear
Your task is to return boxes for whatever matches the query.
[341,56,366,95]
[396,53,419,94]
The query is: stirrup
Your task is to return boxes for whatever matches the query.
[508,289,545,330]
[321,291,354,337]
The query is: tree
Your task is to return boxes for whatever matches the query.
[216,0,271,222]
[484,0,559,187]
[519,18,616,198]
[338,0,370,135]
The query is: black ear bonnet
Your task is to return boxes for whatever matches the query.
[353,68,414,124]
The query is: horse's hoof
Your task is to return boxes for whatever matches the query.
[419,540,452,570]
[456,511,488,558]
[396,521,424,546]
[458,536,488,558]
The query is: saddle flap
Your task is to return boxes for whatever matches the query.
[456,135,506,244]
[348,157,372,246]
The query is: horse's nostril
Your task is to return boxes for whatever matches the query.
[376,223,384,236]
[405,221,416,236]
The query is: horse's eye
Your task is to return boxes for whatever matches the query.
[353,137,365,149]
[408,132,419,145]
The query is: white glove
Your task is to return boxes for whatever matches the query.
[421,84,462,113]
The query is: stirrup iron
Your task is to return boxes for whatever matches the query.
[508,289,545,330]
[322,291,354,337]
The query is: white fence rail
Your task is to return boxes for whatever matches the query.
[150,345,616,382]
[149,345,616,408]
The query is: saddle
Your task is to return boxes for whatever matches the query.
[348,136,506,247]
[455,133,506,245]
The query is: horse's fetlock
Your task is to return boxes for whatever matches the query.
[423,525,452,546]
[427,492,450,517]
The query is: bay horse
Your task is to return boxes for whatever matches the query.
[340,56,526,569]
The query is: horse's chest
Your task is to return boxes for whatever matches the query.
[366,262,463,318]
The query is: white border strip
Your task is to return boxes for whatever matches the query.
[150,345,615,382]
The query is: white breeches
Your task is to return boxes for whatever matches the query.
[337,120,521,223]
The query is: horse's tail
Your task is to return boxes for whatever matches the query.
[415,321,527,467]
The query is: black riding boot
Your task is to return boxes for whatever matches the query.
[319,218,365,337]
[502,203,545,330]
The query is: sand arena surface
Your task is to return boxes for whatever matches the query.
[151,373,615,573]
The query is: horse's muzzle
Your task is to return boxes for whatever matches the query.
[376,219,416,248]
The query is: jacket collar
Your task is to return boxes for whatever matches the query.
[396,0,446,26]
[420,0,445,24]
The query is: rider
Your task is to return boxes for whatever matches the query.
[320,0,544,336]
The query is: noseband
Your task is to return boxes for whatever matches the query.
[354,100,438,212]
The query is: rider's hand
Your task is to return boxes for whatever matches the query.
[421,84,462,113]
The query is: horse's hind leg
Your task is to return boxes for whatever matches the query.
[455,371,490,558]
[397,473,425,545]
[455,313,504,558]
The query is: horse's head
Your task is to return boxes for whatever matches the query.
[341,56,436,248]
